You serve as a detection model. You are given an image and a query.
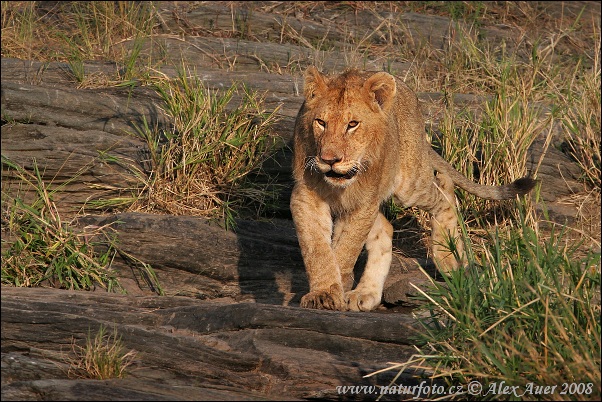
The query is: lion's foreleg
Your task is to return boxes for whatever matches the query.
[332,206,379,292]
[290,185,346,310]
[345,212,393,311]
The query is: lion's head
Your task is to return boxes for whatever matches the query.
[298,67,398,188]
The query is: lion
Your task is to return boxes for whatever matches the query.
[290,66,536,312]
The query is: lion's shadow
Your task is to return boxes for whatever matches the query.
[235,210,438,308]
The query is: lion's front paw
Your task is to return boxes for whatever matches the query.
[345,288,381,311]
[300,285,346,311]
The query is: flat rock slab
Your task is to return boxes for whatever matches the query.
[72,212,434,306]
[2,286,423,401]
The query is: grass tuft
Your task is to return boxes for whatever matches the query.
[67,325,137,380]
[127,65,280,228]
[1,157,121,291]
[1,157,163,294]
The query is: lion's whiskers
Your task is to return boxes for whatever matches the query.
[304,156,319,173]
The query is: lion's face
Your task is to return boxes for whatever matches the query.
[306,101,371,187]
[301,68,397,188]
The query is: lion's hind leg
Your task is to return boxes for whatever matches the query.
[427,171,465,273]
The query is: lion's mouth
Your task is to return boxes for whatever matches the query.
[325,169,358,181]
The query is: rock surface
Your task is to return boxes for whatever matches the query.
[2,286,421,401]
[2,1,600,400]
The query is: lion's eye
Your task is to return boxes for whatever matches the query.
[315,119,326,128]
[347,120,359,129]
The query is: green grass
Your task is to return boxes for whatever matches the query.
[1,157,163,294]
[389,11,600,257]
[406,1,487,26]
[2,2,280,292]
[370,205,601,401]
[1,158,121,291]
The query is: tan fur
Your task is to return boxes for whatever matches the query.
[290,67,536,311]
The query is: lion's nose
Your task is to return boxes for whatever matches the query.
[320,151,342,166]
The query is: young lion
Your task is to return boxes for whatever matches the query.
[290,66,536,312]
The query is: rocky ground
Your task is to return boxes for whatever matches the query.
[2,2,600,400]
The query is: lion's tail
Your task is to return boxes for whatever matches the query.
[429,149,537,200]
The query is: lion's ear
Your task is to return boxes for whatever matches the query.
[364,72,396,110]
[304,66,328,100]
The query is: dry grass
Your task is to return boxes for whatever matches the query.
[2,2,282,226]
[124,65,280,228]
[1,1,156,62]
[67,325,137,380]
[1,1,159,87]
